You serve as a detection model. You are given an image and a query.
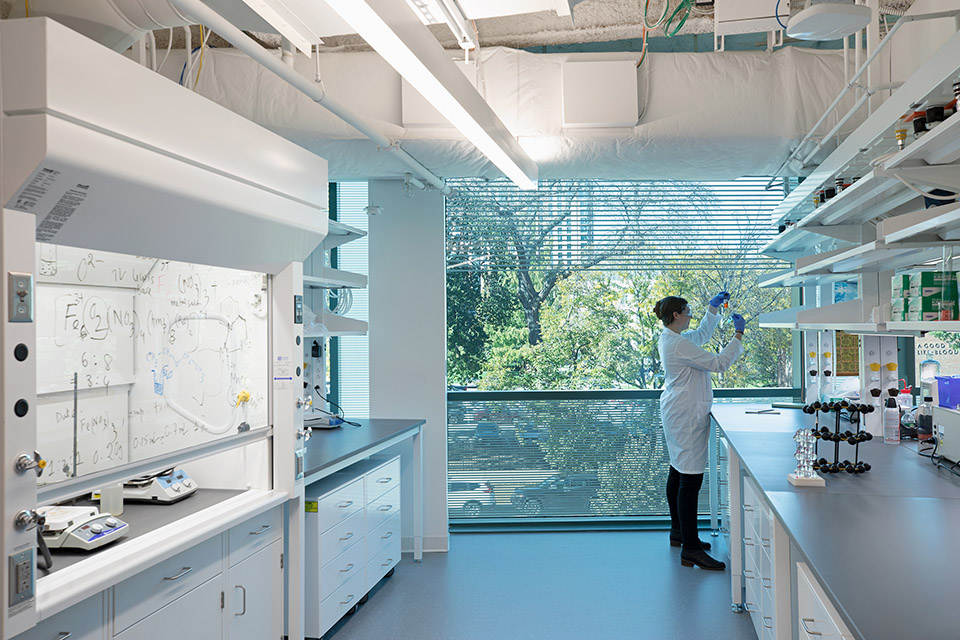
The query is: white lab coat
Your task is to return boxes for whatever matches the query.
[659,310,743,474]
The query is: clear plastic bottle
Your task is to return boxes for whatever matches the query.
[917,396,934,441]
[884,397,901,444]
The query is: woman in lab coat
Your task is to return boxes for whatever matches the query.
[655,292,745,571]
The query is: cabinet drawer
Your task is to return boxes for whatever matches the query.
[17,594,103,640]
[319,571,365,635]
[320,538,365,601]
[366,534,401,588]
[797,561,852,639]
[228,505,282,566]
[114,575,222,639]
[366,513,400,561]
[113,535,221,634]
[365,457,400,503]
[319,478,365,532]
[319,509,364,566]
[366,485,400,533]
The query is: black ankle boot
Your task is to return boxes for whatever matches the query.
[680,548,726,571]
[670,535,711,550]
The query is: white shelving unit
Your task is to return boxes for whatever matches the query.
[304,220,368,338]
[759,27,960,336]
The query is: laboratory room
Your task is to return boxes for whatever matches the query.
[3,1,960,639]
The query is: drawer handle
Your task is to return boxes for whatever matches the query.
[378,505,394,512]
[340,594,355,605]
[163,567,192,581]
[743,568,754,578]
[761,537,771,548]
[380,558,394,567]
[761,577,773,588]
[763,616,773,629]
[381,531,394,540]
[338,500,354,509]
[250,524,272,536]
[744,603,759,613]
[743,505,754,512]
[743,537,754,546]
[800,618,823,636]
[377,477,392,483]
[339,532,355,541]
[340,563,355,573]
[55,634,72,640]
[235,585,247,616]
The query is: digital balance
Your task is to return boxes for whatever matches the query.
[36,506,128,551]
[123,467,198,503]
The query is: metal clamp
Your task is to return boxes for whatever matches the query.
[296,395,312,409]
[235,585,247,616]
[250,524,271,536]
[163,567,193,581]
[800,618,822,636]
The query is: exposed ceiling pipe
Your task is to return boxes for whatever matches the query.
[168,0,452,194]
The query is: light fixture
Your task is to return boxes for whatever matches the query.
[405,0,477,50]
[240,0,320,54]
[786,2,872,41]
[365,204,384,216]
[325,0,538,190]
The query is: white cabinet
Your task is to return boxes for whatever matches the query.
[740,475,790,640]
[113,576,221,639]
[227,540,283,640]
[796,562,855,640]
[14,595,105,640]
[305,456,401,639]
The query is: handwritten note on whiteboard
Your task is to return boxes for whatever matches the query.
[35,243,270,482]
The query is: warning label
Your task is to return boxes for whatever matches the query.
[10,167,59,212]
[6,167,92,242]
[36,185,90,242]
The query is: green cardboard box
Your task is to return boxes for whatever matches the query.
[891,273,911,298]
[909,271,959,297]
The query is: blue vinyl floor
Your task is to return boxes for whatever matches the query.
[323,530,757,640]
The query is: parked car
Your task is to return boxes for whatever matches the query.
[511,473,600,516]
[448,480,495,517]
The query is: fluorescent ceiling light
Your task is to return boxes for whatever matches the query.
[786,3,872,41]
[405,0,477,50]
[241,0,319,54]
[325,0,538,190]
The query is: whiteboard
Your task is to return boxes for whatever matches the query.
[36,284,136,393]
[37,387,129,485]
[35,245,270,480]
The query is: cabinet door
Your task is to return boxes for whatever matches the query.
[227,539,283,640]
[114,575,221,639]
[15,594,104,640]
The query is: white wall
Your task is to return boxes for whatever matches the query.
[368,180,448,553]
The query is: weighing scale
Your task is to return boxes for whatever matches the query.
[36,506,128,551]
[123,468,198,503]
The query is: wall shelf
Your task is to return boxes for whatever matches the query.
[887,321,960,332]
[323,220,367,250]
[303,269,367,289]
[307,314,368,337]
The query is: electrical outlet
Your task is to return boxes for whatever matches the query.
[8,550,34,606]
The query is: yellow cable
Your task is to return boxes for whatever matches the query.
[25,0,29,18]
[194,26,205,88]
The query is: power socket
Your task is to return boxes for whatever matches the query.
[8,550,34,606]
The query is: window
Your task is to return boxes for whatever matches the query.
[445,178,797,522]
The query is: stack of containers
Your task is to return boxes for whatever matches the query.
[890,271,959,321]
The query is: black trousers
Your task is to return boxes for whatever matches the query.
[666,465,704,550]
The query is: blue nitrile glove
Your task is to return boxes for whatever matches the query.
[709,291,731,308]
[732,313,746,333]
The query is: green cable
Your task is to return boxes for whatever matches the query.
[664,0,691,37]
[643,0,670,30]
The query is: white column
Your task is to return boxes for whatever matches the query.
[368,180,448,554]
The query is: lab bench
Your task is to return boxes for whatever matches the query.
[712,404,960,640]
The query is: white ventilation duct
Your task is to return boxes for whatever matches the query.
[154,45,852,181]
